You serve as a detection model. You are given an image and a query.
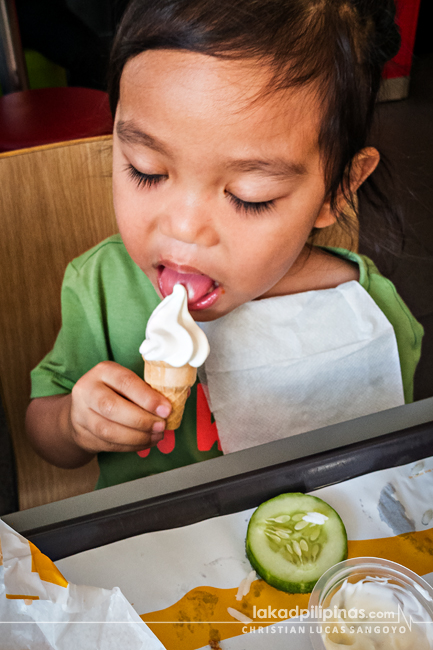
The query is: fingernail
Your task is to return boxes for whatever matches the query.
[152,420,165,433]
[156,405,171,418]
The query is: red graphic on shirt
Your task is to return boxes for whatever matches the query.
[137,384,220,458]
[156,428,175,453]
[137,429,175,458]
[196,383,221,452]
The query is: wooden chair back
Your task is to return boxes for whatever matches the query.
[0,134,357,511]
[0,136,117,510]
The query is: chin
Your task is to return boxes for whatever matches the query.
[191,310,221,323]
[190,301,236,322]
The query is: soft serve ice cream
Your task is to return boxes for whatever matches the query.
[140,284,209,367]
[140,284,210,429]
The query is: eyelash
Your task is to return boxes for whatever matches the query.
[127,164,165,188]
[126,164,275,215]
[228,194,275,215]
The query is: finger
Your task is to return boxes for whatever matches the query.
[86,382,168,434]
[74,410,166,453]
[93,361,172,418]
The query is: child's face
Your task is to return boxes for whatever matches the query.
[113,50,336,321]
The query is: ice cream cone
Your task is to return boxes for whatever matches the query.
[144,358,197,429]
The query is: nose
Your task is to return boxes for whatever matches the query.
[158,193,220,247]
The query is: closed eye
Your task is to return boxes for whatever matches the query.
[228,193,275,215]
[127,164,165,188]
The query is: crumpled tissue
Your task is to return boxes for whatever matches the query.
[199,280,405,453]
[0,519,166,650]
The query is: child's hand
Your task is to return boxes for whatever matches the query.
[70,361,172,454]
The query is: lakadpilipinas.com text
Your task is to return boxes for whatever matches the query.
[241,605,410,636]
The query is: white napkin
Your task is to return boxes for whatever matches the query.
[198,281,405,453]
[0,519,166,650]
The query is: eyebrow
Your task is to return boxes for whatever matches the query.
[116,120,172,156]
[116,120,307,178]
[226,158,307,179]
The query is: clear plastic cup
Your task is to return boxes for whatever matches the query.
[308,557,433,649]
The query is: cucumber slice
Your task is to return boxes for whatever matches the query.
[245,492,347,593]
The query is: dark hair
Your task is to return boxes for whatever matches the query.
[108,0,402,253]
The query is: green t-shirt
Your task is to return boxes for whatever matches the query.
[30,235,423,489]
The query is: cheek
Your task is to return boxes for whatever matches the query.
[112,152,146,235]
[113,177,147,239]
[224,235,287,297]
[112,173,131,229]
[224,208,316,296]
[233,219,307,270]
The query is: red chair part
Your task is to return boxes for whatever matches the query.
[0,87,113,152]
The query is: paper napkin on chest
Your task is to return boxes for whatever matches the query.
[198,280,404,454]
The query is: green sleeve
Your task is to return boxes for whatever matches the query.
[360,256,423,404]
[30,262,112,397]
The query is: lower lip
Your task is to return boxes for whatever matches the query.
[188,284,222,311]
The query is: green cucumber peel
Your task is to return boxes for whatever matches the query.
[245,492,348,594]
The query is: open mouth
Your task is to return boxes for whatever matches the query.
[157,264,221,311]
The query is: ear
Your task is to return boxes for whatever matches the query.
[313,147,380,229]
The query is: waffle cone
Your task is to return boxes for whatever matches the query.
[144,359,197,429]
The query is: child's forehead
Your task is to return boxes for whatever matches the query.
[124,49,266,92]
[118,50,321,151]
[121,49,321,124]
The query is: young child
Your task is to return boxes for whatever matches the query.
[26,0,423,488]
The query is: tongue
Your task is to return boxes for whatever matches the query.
[159,266,214,303]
